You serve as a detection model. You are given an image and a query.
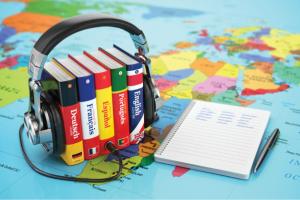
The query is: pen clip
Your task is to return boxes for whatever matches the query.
[269,128,280,149]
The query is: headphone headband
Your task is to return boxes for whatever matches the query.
[29,13,149,80]
[22,14,161,181]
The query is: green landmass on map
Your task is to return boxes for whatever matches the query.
[0,68,28,107]
[25,0,129,18]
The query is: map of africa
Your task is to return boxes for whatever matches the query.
[0,0,300,198]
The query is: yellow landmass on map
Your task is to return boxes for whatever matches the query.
[215,63,239,78]
[152,51,199,75]
[214,33,247,45]
[0,68,28,107]
[230,37,248,45]
[191,57,224,76]
[226,26,261,37]
[213,36,230,44]
[214,36,248,45]
[78,155,143,185]
[261,29,300,58]
[167,70,207,99]
[192,91,214,101]
[243,69,279,90]
[151,56,169,75]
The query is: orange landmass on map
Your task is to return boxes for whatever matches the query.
[138,140,160,157]
[235,97,255,106]
[227,45,250,52]
[290,49,300,55]
[175,41,195,49]
[3,12,62,33]
[162,50,179,55]
[191,57,224,76]
[252,62,273,74]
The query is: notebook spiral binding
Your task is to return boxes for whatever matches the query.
[156,101,196,155]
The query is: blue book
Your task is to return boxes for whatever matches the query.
[53,56,100,160]
[105,45,145,144]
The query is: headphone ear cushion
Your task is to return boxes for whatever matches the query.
[143,74,156,128]
[40,102,59,155]
[47,103,65,156]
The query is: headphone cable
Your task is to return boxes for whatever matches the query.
[19,124,123,182]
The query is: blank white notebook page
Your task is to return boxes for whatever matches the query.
[155,100,270,179]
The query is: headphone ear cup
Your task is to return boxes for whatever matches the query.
[143,74,156,128]
[47,103,65,156]
[41,96,65,156]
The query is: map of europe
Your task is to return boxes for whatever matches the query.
[0,0,300,198]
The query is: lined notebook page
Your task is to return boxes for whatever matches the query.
[155,100,270,179]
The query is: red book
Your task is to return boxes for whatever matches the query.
[44,62,84,165]
[59,104,82,145]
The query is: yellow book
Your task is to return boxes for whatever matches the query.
[96,86,115,154]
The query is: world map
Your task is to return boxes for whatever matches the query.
[0,0,300,198]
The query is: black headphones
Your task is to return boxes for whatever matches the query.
[19,13,161,182]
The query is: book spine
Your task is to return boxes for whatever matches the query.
[58,80,84,165]
[77,75,100,160]
[111,67,130,149]
[127,65,144,144]
[94,71,115,154]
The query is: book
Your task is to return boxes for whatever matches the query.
[44,62,84,165]
[154,100,270,179]
[69,54,115,155]
[87,49,130,149]
[104,45,144,144]
[53,57,100,160]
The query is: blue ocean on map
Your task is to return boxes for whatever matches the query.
[0,0,300,198]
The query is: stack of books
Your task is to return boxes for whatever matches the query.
[42,45,145,165]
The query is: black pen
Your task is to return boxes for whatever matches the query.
[253,128,280,173]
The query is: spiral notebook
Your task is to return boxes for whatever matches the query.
[154,100,270,179]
